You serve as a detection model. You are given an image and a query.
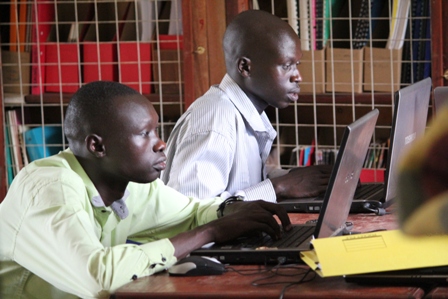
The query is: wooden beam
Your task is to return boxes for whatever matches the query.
[206,0,227,86]
[225,0,251,25]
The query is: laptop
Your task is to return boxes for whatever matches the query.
[344,265,448,287]
[434,86,448,114]
[190,109,379,265]
[280,77,432,214]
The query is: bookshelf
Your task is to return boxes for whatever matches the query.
[0,0,447,199]
[250,0,447,172]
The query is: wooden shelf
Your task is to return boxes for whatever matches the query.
[25,93,183,105]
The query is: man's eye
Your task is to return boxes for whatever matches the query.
[282,64,292,70]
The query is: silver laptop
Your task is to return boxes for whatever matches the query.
[190,109,379,265]
[280,77,432,214]
[434,86,448,114]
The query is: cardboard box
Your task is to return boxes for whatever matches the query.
[299,49,325,93]
[1,50,30,95]
[43,1,91,93]
[119,42,152,94]
[45,43,80,93]
[363,47,403,92]
[152,35,184,94]
[83,42,117,83]
[325,48,363,93]
[117,2,152,94]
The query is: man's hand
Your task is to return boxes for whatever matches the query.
[271,164,333,201]
[170,201,291,259]
[216,200,292,241]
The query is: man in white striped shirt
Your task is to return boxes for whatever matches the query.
[162,10,332,203]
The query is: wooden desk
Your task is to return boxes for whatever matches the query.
[425,287,448,299]
[113,266,425,299]
[114,209,426,299]
[287,208,399,233]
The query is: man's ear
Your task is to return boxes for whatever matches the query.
[86,134,106,158]
[237,57,251,77]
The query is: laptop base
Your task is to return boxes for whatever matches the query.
[344,266,448,287]
[280,198,384,214]
[192,248,305,265]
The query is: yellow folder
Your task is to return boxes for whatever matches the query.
[300,229,448,277]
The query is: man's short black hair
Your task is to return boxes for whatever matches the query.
[64,81,140,141]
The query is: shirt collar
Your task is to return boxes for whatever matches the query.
[219,74,276,139]
[61,148,130,220]
[91,190,130,220]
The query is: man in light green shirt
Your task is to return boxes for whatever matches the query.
[0,81,291,299]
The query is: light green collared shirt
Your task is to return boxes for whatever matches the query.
[0,149,221,299]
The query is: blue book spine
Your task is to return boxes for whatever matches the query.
[5,127,14,185]
[25,126,63,162]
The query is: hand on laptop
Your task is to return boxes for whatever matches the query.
[214,200,292,242]
[271,164,333,201]
[170,200,291,259]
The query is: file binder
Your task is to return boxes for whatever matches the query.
[300,229,448,277]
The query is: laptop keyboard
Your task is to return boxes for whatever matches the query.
[239,225,314,249]
[353,183,383,199]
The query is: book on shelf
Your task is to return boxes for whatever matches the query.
[299,0,311,51]
[18,0,28,52]
[82,1,124,84]
[314,0,324,50]
[386,0,411,50]
[25,126,64,162]
[4,127,15,186]
[322,0,334,48]
[167,0,183,36]
[118,1,152,94]
[9,0,18,52]
[369,0,390,48]
[2,49,31,95]
[290,140,315,167]
[286,0,299,34]
[6,109,24,175]
[30,0,55,95]
[19,124,29,166]
[414,0,430,82]
[44,1,93,93]
[362,141,388,169]
[330,0,371,49]
[309,0,316,50]
[3,93,25,104]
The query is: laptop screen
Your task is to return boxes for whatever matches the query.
[383,77,431,204]
[315,109,379,239]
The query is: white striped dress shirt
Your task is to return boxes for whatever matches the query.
[162,74,280,202]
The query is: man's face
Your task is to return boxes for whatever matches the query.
[245,34,303,110]
[101,95,167,184]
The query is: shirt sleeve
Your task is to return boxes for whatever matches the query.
[165,129,278,202]
[5,175,218,298]
[165,129,236,199]
[242,179,277,203]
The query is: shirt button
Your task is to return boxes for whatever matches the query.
[161,257,166,262]
[150,264,156,269]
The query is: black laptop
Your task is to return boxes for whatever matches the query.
[190,109,379,265]
[280,77,432,214]
[345,265,448,287]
